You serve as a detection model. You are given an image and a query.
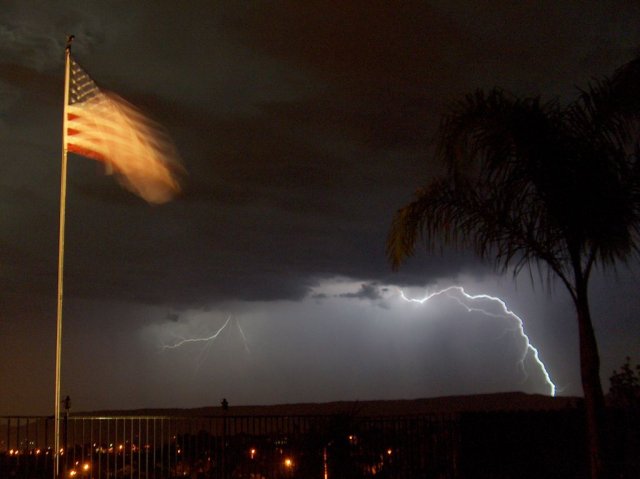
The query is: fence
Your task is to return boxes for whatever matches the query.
[0,413,459,478]
[1,409,637,478]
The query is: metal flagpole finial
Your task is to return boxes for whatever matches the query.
[66,34,74,52]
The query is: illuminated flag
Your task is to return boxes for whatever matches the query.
[65,57,182,204]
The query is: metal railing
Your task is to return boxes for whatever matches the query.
[3,408,638,478]
[1,413,459,478]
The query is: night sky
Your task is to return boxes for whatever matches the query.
[1,1,640,415]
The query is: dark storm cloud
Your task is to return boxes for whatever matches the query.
[336,282,393,309]
[0,1,104,70]
[5,1,640,307]
[339,283,383,301]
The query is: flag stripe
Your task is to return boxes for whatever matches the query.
[67,144,107,163]
[64,56,182,204]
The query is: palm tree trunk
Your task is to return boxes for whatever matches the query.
[575,281,607,479]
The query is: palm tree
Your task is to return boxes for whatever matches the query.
[387,61,640,479]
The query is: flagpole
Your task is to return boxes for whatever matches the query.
[54,34,73,479]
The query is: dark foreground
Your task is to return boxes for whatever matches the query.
[1,394,638,478]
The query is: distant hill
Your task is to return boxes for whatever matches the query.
[81,392,582,417]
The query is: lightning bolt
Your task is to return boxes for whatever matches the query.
[161,315,252,374]
[400,286,556,396]
[162,316,233,350]
[162,316,251,355]
[236,319,251,355]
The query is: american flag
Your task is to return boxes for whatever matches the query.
[65,57,182,204]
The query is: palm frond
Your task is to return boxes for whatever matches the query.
[387,82,640,288]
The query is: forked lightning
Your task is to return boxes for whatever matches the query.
[162,316,251,353]
[400,286,556,396]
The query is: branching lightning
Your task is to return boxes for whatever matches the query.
[162,316,251,354]
[161,315,251,374]
[162,316,233,350]
[400,286,556,396]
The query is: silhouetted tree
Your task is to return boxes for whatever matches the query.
[608,357,640,477]
[609,357,640,410]
[387,58,640,479]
